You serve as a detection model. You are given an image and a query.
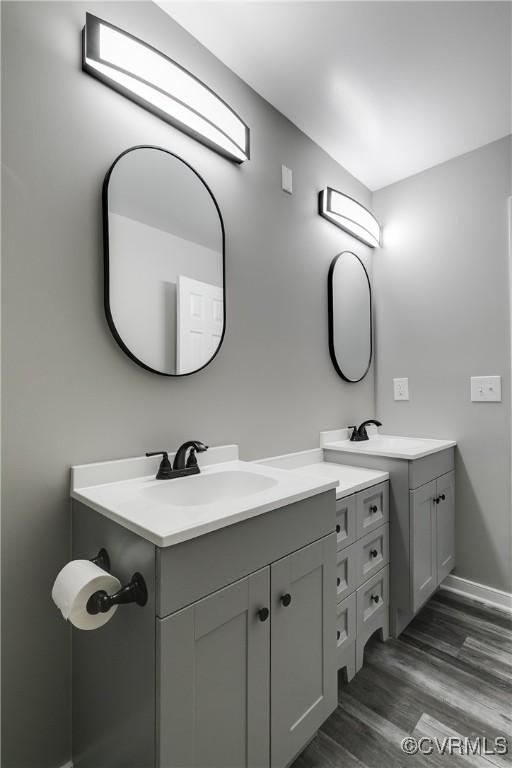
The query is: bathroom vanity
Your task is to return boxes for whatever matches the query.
[70,448,339,768]
[321,431,456,637]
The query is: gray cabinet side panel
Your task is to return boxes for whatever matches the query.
[72,501,156,768]
[157,568,270,768]
[157,491,335,617]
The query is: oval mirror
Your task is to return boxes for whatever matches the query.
[328,251,372,382]
[103,146,225,376]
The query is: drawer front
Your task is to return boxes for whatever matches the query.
[356,565,389,637]
[356,523,389,587]
[356,482,389,539]
[336,543,358,603]
[337,592,356,658]
[409,448,455,490]
[336,495,357,551]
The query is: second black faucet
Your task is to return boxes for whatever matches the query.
[348,420,382,442]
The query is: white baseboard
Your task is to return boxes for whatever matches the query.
[58,762,73,768]
[441,574,512,614]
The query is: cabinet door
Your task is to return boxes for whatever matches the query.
[437,471,455,583]
[157,568,270,768]
[410,481,437,613]
[270,535,337,768]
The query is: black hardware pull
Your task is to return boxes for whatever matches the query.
[370,594,380,604]
[281,593,292,607]
[337,630,341,640]
[369,505,378,514]
[433,497,439,504]
[258,607,269,622]
[439,494,446,501]
[337,577,341,587]
[370,549,378,558]
[336,524,341,533]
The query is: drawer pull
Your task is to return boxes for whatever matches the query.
[337,577,341,587]
[281,593,292,607]
[370,594,380,604]
[336,524,341,533]
[369,505,378,514]
[439,493,446,501]
[257,607,269,622]
[434,497,439,504]
[337,630,341,640]
[370,549,378,559]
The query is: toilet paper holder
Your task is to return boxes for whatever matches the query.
[87,549,148,615]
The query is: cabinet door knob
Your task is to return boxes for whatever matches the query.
[336,524,341,533]
[439,493,446,501]
[369,505,378,514]
[257,607,269,622]
[370,549,378,558]
[370,594,380,604]
[281,593,292,607]
[337,577,341,587]
[337,630,341,640]
[433,497,439,504]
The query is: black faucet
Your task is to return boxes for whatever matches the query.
[348,420,382,442]
[146,441,208,480]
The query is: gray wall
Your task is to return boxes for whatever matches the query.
[1,3,374,766]
[373,136,512,594]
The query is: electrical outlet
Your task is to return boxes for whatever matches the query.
[470,376,501,402]
[393,378,409,401]
[281,165,293,194]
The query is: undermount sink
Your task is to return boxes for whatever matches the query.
[143,470,278,507]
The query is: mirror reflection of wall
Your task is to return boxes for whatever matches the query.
[105,147,225,376]
[328,251,372,382]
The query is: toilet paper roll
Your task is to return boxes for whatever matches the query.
[52,559,121,630]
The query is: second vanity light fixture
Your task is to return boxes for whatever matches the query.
[319,187,381,248]
[82,13,250,163]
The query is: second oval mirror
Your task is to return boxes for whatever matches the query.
[328,251,372,382]
[104,146,225,376]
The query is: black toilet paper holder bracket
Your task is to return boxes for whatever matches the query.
[86,572,148,615]
[87,548,148,615]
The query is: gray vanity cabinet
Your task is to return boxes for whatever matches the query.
[157,568,270,768]
[410,470,455,613]
[324,446,456,637]
[72,491,337,768]
[271,537,336,768]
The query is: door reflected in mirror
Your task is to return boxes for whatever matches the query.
[104,146,225,376]
[328,251,372,382]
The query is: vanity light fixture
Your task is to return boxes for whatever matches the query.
[82,13,250,163]
[319,187,381,248]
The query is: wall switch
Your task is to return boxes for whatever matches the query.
[470,376,501,402]
[281,165,293,194]
[393,378,409,401]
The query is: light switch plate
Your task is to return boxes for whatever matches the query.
[281,165,293,194]
[470,376,501,402]
[393,378,409,401]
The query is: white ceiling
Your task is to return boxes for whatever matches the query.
[158,1,511,190]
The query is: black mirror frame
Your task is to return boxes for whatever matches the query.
[327,251,372,383]
[102,145,226,377]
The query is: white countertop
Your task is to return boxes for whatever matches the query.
[257,449,388,498]
[320,429,456,460]
[287,462,388,498]
[71,452,338,548]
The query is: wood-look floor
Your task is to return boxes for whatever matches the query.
[293,590,512,768]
